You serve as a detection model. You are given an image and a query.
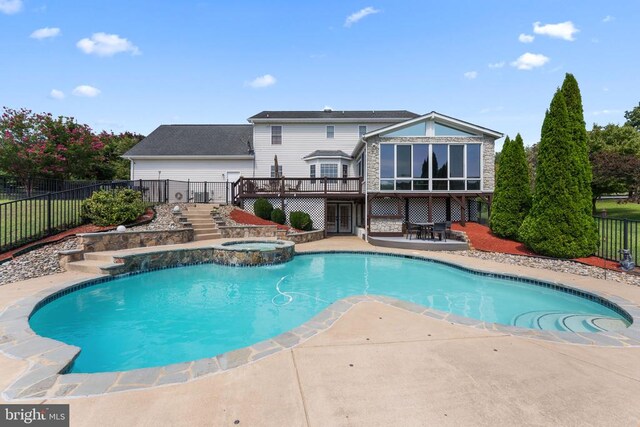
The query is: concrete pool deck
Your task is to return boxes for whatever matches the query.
[1,236,640,426]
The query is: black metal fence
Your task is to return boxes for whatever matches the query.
[0,176,116,200]
[0,179,231,253]
[595,217,639,266]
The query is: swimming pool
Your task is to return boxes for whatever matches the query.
[29,252,630,373]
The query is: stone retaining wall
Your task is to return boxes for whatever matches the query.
[285,230,324,244]
[78,229,194,253]
[219,225,324,244]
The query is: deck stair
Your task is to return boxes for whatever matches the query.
[182,204,222,241]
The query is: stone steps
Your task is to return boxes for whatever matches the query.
[66,259,119,275]
[184,205,221,241]
[194,232,222,241]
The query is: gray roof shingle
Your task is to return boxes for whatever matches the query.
[249,110,420,120]
[124,125,253,157]
[303,150,352,159]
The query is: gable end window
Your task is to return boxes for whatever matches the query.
[326,125,335,139]
[271,126,282,145]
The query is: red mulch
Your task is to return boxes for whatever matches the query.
[452,222,624,271]
[0,207,155,262]
[230,208,294,231]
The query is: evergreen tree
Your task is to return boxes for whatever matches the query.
[490,134,531,239]
[560,73,599,249]
[519,89,598,258]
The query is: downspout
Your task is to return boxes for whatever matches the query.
[364,139,369,243]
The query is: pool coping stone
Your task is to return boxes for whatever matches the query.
[1,249,639,400]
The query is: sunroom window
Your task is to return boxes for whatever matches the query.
[379,143,482,191]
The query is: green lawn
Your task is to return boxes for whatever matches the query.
[594,199,640,220]
[593,199,639,264]
[0,198,85,251]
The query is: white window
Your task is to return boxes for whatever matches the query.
[326,125,335,139]
[320,163,338,178]
[271,126,282,145]
[358,125,367,137]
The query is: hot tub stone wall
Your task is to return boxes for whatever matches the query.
[211,242,295,266]
[102,241,296,274]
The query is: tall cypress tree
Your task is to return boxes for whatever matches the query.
[560,73,599,250]
[490,134,531,239]
[519,89,597,258]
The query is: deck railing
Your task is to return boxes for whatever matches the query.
[232,177,363,203]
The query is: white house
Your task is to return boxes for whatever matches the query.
[123,108,502,236]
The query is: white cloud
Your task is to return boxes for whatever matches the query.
[247,74,276,88]
[591,109,622,116]
[49,89,64,100]
[603,15,614,23]
[464,71,478,80]
[0,0,22,14]
[488,61,505,69]
[511,52,550,70]
[76,33,140,57]
[72,85,101,97]
[30,27,61,40]
[533,21,579,41]
[344,6,380,27]
[518,33,534,43]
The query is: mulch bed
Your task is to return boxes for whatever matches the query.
[0,207,155,263]
[452,222,624,271]
[229,208,293,231]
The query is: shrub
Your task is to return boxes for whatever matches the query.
[490,134,531,239]
[81,188,146,226]
[518,88,598,258]
[253,197,273,220]
[271,208,286,225]
[290,211,313,231]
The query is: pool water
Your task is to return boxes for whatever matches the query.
[29,253,630,373]
[222,242,283,250]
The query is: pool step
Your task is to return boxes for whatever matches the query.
[66,259,119,275]
[512,310,625,333]
[83,252,117,262]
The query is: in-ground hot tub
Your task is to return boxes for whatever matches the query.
[211,240,295,266]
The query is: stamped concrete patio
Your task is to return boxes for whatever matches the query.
[1,236,640,426]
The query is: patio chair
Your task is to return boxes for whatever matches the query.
[406,222,422,240]
[431,222,447,241]
[287,180,302,192]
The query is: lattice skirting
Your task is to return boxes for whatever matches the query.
[373,197,478,223]
[242,197,326,230]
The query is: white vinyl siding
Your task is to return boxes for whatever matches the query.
[252,122,392,178]
[130,159,254,182]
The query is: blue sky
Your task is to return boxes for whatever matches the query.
[1,0,638,150]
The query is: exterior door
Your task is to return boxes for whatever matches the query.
[326,204,338,233]
[327,203,352,234]
[226,171,240,183]
[338,204,351,233]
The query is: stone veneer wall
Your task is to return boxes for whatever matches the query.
[219,225,324,244]
[369,218,403,234]
[78,229,194,253]
[219,225,280,239]
[286,229,324,243]
[366,136,496,191]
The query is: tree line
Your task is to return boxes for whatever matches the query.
[0,107,143,184]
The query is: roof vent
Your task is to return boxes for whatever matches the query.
[323,106,333,112]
